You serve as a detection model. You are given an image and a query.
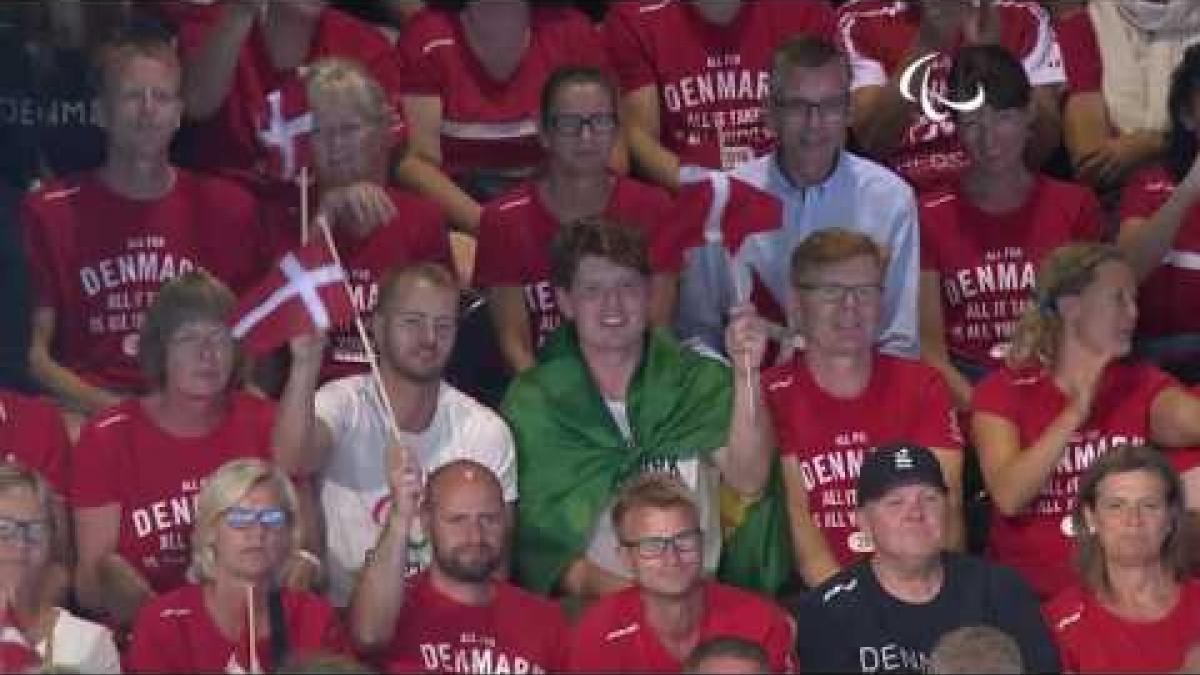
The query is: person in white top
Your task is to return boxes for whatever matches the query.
[276,262,516,607]
[0,462,119,672]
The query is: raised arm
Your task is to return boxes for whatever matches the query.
[1117,155,1200,282]
[181,0,260,120]
[272,333,333,476]
[28,308,122,416]
[715,302,771,497]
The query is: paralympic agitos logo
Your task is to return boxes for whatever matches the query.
[899,53,986,122]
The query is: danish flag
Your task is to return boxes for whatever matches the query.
[231,238,355,356]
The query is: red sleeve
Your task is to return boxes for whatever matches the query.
[1071,186,1105,241]
[1119,168,1173,221]
[393,10,447,95]
[629,184,679,274]
[68,410,125,508]
[474,201,530,288]
[1168,387,1200,474]
[27,399,69,495]
[971,369,1019,421]
[782,0,836,43]
[412,202,452,269]
[912,366,964,451]
[127,600,183,673]
[917,196,951,270]
[567,610,622,672]
[1056,11,1101,96]
[208,178,271,295]
[558,9,611,74]
[19,195,57,309]
[762,370,804,460]
[603,4,655,93]
[763,606,798,673]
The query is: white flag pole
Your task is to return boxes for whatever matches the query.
[316,219,405,445]
[726,248,756,418]
[246,584,262,675]
[300,166,310,246]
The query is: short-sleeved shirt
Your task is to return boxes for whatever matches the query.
[177,6,405,191]
[127,584,347,673]
[972,362,1175,598]
[604,0,835,171]
[836,0,1065,194]
[763,353,962,565]
[569,580,796,673]
[1044,581,1200,673]
[375,572,566,673]
[263,185,451,382]
[474,175,675,350]
[314,375,516,607]
[920,175,1103,368]
[1055,9,1102,96]
[796,553,1060,673]
[394,7,608,186]
[40,608,120,674]
[0,389,68,492]
[1119,165,1200,337]
[20,170,266,392]
[69,393,276,594]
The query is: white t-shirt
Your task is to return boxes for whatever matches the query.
[315,375,517,607]
[584,400,723,578]
[38,608,120,673]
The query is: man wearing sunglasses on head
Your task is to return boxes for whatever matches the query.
[349,459,567,673]
[569,474,795,673]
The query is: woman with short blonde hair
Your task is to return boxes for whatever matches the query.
[128,458,347,673]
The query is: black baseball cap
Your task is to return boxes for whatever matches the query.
[858,444,948,504]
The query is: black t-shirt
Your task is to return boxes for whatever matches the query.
[0,24,105,191]
[793,553,1060,674]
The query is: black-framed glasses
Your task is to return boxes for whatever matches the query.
[550,112,618,136]
[797,282,883,305]
[224,507,289,530]
[620,528,703,559]
[773,95,850,122]
[0,517,48,546]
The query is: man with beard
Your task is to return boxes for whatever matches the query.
[348,459,567,673]
[274,263,516,608]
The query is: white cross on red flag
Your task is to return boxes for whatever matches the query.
[231,238,355,356]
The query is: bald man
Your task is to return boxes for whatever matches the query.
[349,459,567,673]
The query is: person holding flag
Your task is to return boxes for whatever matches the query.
[502,217,789,600]
[72,271,324,631]
[127,458,348,673]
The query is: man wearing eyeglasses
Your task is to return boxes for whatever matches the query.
[569,474,795,672]
[673,35,919,362]
[274,263,516,609]
[349,459,567,673]
[757,228,963,590]
[793,444,1058,674]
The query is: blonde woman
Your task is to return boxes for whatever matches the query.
[972,243,1200,599]
[127,458,346,673]
[1043,445,1200,673]
[0,462,118,672]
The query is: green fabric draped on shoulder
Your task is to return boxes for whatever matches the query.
[501,324,792,597]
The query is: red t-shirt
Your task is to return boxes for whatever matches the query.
[376,572,567,673]
[394,7,608,181]
[1055,10,1102,96]
[763,353,962,565]
[0,389,68,493]
[604,0,835,170]
[1044,580,1200,673]
[568,580,796,673]
[1119,165,1200,337]
[919,175,1102,367]
[177,6,405,191]
[21,170,266,392]
[836,0,1065,194]
[474,175,675,349]
[69,392,276,594]
[972,362,1175,599]
[127,584,347,673]
[263,185,451,382]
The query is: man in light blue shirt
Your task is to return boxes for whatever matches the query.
[675,35,919,359]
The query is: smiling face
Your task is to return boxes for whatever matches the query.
[860,483,947,563]
[792,254,883,358]
[557,255,649,356]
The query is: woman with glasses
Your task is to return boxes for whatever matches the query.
[128,458,346,673]
[71,272,313,631]
[1043,444,1200,673]
[972,243,1200,600]
[759,228,964,588]
[0,462,118,672]
[475,66,677,373]
[919,45,1103,410]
